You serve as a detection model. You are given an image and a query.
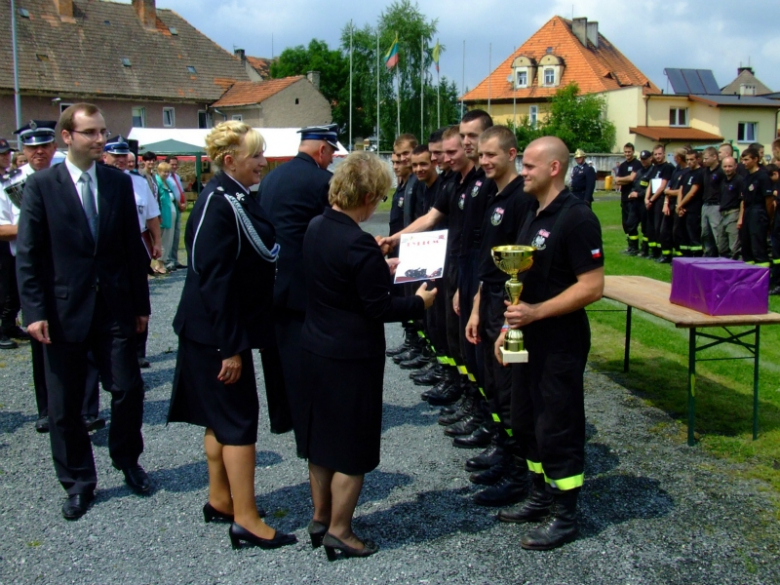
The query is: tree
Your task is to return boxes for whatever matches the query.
[510,83,616,152]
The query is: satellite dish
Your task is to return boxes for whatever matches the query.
[506,74,514,83]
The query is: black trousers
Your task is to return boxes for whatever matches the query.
[740,206,769,265]
[444,261,463,368]
[0,248,20,330]
[678,207,703,256]
[32,338,100,419]
[659,199,677,256]
[771,221,780,286]
[646,199,663,253]
[622,197,643,246]
[45,296,144,495]
[427,273,448,362]
[274,307,307,455]
[479,282,512,427]
[457,252,483,388]
[511,321,590,490]
[136,326,148,359]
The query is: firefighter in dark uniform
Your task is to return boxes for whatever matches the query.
[658,148,689,263]
[615,143,643,254]
[738,147,773,266]
[496,136,604,551]
[570,149,596,205]
[625,151,653,254]
[644,145,673,259]
[0,121,103,433]
[464,126,534,507]
[259,125,335,440]
[719,156,743,260]
[676,151,704,257]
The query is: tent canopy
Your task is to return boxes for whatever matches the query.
[128,127,348,160]
[138,139,206,155]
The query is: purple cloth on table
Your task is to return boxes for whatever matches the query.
[670,258,768,316]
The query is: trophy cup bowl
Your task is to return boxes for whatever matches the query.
[491,245,535,363]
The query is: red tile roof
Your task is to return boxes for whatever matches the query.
[463,16,660,102]
[629,126,723,141]
[246,56,272,78]
[212,76,305,108]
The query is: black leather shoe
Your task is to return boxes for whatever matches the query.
[422,378,451,401]
[0,334,18,350]
[470,458,509,486]
[3,326,29,340]
[386,340,411,357]
[62,492,93,520]
[444,414,484,437]
[520,490,579,550]
[322,533,379,560]
[413,364,444,386]
[498,474,553,524]
[229,522,297,550]
[438,395,474,425]
[409,361,435,379]
[399,353,430,369]
[465,444,503,472]
[308,520,328,548]
[453,425,494,448]
[83,415,106,433]
[473,472,529,507]
[35,416,49,433]
[138,357,151,368]
[426,382,462,406]
[113,462,152,495]
[392,347,420,364]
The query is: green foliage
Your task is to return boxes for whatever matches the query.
[509,83,616,152]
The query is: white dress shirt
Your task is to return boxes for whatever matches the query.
[64,157,99,214]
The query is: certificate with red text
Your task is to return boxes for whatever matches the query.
[394,229,448,283]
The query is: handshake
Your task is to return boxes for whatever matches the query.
[375,234,400,256]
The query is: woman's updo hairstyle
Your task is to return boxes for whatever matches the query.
[205,121,265,169]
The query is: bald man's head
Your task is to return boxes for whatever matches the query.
[520,136,569,197]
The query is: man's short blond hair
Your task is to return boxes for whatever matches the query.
[328,152,392,210]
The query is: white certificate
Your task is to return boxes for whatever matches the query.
[394,229,448,283]
[651,178,663,194]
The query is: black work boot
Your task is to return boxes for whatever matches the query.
[469,453,510,486]
[638,240,649,257]
[386,328,415,356]
[413,363,445,385]
[472,457,529,507]
[422,374,455,402]
[520,488,579,550]
[465,441,503,472]
[399,348,432,370]
[621,238,638,256]
[444,412,484,437]
[438,392,474,425]
[426,381,462,406]
[498,473,553,523]
[452,422,494,448]
[393,345,420,364]
[439,376,469,414]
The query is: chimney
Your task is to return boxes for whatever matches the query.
[307,71,321,90]
[132,0,157,30]
[571,17,588,47]
[737,66,754,76]
[586,21,599,48]
[53,0,73,18]
[234,48,246,62]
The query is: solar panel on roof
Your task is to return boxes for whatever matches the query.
[682,69,706,94]
[698,70,721,95]
[664,68,688,94]
[664,68,721,95]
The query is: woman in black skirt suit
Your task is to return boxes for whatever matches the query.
[168,121,296,550]
[300,152,437,559]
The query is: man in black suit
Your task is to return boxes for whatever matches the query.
[259,125,334,449]
[16,103,152,520]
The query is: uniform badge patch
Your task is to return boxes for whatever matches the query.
[748,184,754,191]
[471,181,482,197]
[491,207,505,226]
[458,193,466,210]
[531,229,550,250]
[398,196,404,208]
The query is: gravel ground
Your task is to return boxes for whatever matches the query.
[1,214,779,584]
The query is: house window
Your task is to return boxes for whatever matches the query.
[59,102,74,114]
[163,107,175,127]
[231,114,243,122]
[529,105,538,128]
[669,108,688,127]
[516,70,527,87]
[187,66,197,74]
[738,122,757,143]
[132,107,145,128]
[295,98,300,105]
[543,68,555,85]
[198,110,210,129]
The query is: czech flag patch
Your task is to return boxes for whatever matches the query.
[591,248,602,259]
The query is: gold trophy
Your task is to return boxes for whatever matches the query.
[491,245,536,363]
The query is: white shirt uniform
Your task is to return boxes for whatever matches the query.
[0,163,35,256]
[127,170,160,231]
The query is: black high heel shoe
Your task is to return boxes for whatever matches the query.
[203,502,233,523]
[322,533,379,561]
[307,520,328,548]
[203,502,266,523]
[228,522,297,550]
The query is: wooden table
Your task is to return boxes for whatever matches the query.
[601,275,780,445]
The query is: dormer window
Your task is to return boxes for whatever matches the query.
[537,53,564,87]
[511,55,536,89]
[516,70,528,87]
[544,69,555,85]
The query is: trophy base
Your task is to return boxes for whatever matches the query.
[500,347,528,363]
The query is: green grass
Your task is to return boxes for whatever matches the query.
[589,194,780,492]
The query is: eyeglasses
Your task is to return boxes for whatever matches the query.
[71,129,111,140]
[382,195,388,202]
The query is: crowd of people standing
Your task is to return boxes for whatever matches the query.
[0,102,607,559]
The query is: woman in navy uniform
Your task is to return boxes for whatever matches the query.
[168,121,296,550]
[300,152,436,559]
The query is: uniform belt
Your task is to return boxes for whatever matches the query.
[720,207,739,214]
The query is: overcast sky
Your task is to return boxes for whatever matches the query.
[135,0,779,95]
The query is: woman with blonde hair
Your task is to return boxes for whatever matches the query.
[299,151,437,559]
[168,121,296,550]
[154,161,177,272]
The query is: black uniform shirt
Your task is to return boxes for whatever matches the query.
[617,158,643,199]
[668,165,688,193]
[389,177,409,236]
[702,165,724,205]
[648,162,674,198]
[515,189,603,350]
[459,167,494,259]
[720,174,744,212]
[433,165,477,260]
[570,163,596,202]
[741,169,773,208]
[630,163,654,197]
[680,167,704,211]
[478,175,534,284]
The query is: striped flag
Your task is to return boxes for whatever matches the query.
[385,33,399,69]
[432,40,440,73]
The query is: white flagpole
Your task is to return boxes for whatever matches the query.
[487,42,491,115]
[460,40,465,118]
[349,21,353,151]
[421,37,424,140]
[512,46,517,126]
[436,39,440,129]
[376,32,380,152]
